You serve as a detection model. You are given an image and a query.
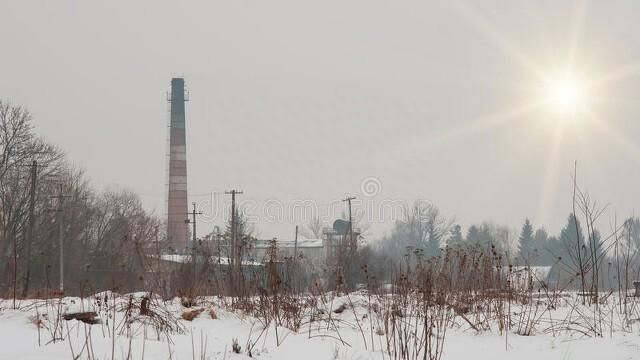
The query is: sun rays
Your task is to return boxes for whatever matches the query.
[546,76,583,113]
[404,1,639,225]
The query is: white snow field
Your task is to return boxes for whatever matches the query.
[1,291,639,359]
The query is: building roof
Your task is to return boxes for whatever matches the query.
[157,254,262,267]
[254,238,323,249]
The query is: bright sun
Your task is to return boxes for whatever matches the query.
[546,76,585,114]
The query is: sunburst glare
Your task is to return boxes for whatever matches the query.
[547,77,583,113]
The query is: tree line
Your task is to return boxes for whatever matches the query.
[371,199,640,291]
[0,100,161,297]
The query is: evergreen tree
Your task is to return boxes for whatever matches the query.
[549,214,587,289]
[425,236,440,257]
[586,229,605,267]
[518,219,535,264]
[558,214,585,266]
[543,235,562,266]
[533,228,550,265]
[223,209,253,261]
[448,224,464,247]
[533,228,548,247]
[466,223,499,249]
[224,209,250,241]
[466,225,481,244]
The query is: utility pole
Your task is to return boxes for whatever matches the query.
[22,161,38,297]
[50,183,71,293]
[343,196,356,255]
[293,225,299,260]
[186,202,202,283]
[224,190,243,266]
[12,160,41,306]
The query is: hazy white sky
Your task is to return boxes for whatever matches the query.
[2,1,639,240]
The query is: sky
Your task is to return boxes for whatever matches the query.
[2,1,640,241]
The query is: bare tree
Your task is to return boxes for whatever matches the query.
[301,215,324,239]
[377,201,453,264]
[0,101,63,295]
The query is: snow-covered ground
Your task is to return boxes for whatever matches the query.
[1,291,639,359]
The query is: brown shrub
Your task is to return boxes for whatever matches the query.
[181,308,204,321]
[208,308,218,319]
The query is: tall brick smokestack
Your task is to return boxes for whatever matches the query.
[167,78,188,250]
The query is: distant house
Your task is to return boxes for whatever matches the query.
[251,219,363,267]
[251,238,324,265]
[156,254,263,268]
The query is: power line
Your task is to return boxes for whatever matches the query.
[186,202,203,282]
[49,183,71,293]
